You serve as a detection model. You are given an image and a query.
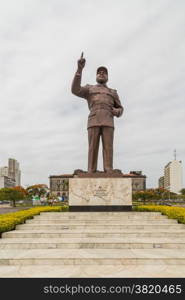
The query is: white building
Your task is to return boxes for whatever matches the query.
[8,158,21,186]
[0,166,9,177]
[164,160,183,194]
[0,158,21,188]
[0,176,16,188]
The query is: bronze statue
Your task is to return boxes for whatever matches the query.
[71,53,123,173]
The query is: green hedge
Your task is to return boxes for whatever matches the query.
[0,206,69,235]
[135,205,185,224]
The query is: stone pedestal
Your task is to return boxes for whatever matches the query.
[69,177,132,211]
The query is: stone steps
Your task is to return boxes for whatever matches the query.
[1,237,185,249]
[35,212,165,220]
[15,224,184,230]
[36,216,168,220]
[26,219,177,224]
[1,211,185,277]
[2,230,185,238]
[1,265,185,278]
[1,248,185,265]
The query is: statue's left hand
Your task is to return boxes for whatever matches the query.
[112,108,120,117]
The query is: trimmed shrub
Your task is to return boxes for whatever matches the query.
[135,205,185,224]
[0,205,69,235]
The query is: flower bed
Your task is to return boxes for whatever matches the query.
[135,205,185,224]
[0,205,69,235]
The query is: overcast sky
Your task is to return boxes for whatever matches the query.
[0,0,184,188]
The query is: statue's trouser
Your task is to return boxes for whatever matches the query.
[88,126,114,172]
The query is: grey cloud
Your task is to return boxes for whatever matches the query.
[0,0,184,188]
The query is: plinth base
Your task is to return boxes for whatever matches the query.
[69,205,132,212]
[69,177,132,212]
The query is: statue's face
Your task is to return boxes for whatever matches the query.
[96,70,108,84]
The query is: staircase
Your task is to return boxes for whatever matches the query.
[0,211,185,277]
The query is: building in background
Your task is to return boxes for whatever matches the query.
[49,171,146,197]
[0,166,9,177]
[49,174,73,198]
[0,176,16,188]
[8,158,21,186]
[159,151,183,194]
[129,171,146,191]
[158,176,164,188]
[0,158,21,188]
[164,160,182,194]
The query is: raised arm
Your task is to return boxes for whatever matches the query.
[71,52,89,98]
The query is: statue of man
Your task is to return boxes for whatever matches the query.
[71,53,123,173]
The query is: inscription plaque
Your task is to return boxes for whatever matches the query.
[69,178,132,209]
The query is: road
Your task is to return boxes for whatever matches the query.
[0,205,30,215]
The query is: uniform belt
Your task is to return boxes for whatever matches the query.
[90,103,112,112]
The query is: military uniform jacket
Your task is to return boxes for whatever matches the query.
[71,72,124,129]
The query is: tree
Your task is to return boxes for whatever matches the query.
[12,186,28,198]
[26,184,48,197]
[0,188,24,207]
[180,188,185,195]
[133,188,178,203]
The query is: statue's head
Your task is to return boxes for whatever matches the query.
[96,66,108,84]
